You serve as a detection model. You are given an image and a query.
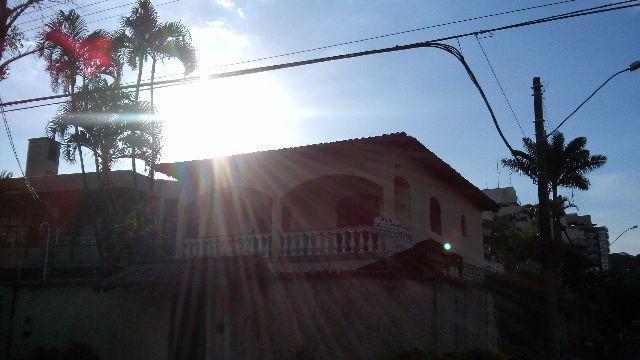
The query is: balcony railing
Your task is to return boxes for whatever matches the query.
[179,226,412,259]
[181,233,273,258]
[281,227,411,257]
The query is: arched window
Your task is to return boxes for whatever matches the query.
[461,215,468,237]
[429,197,442,235]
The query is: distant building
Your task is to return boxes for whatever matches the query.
[480,187,531,269]
[562,213,610,272]
[481,187,531,232]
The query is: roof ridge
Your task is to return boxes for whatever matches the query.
[157,131,409,166]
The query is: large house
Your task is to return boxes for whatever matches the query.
[0,133,502,359]
[156,132,497,271]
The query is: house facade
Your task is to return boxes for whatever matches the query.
[0,133,502,359]
[156,132,497,270]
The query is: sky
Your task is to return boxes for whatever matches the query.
[1,0,639,253]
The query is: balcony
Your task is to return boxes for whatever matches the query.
[178,226,412,259]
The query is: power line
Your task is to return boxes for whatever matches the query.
[21,0,180,35]
[547,67,631,136]
[3,0,638,109]
[142,0,585,84]
[1,79,199,113]
[0,98,39,199]
[474,34,526,137]
[17,0,114,27]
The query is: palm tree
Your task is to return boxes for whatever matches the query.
[502,132,607,244]
[113,0,158,196]
[50,77,153,267]
[114,0,196,191]
[502,132,607,201]
[146,21,196,187]
[41,10,122,185]
[40,10,90,188]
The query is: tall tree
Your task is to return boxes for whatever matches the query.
[0,0,68,81]
[48,77,153,267]
[146,20,195,187]
[502,132,607,247]
[40,9,90,187]
[502,132,607,201]
[113,0,158,197]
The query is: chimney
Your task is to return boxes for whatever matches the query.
[25,137,61,177]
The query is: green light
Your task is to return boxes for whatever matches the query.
[443,242,452,251]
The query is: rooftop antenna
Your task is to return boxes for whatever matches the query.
[496,159,500,188]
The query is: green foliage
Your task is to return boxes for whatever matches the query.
[0,1,52,80]
[48,77,153,171]
[484,213,540,273]
[502,132,607,197]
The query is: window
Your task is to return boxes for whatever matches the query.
[461,215,468,237]
[429,197,442,235]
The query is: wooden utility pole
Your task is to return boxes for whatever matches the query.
[533,77,560,358]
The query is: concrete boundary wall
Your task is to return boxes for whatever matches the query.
[0,276,497,359]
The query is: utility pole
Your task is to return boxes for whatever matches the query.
[533,77,560,358]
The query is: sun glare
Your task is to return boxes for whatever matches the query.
[156,75,305,163]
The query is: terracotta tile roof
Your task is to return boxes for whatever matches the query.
[155,132,498,210]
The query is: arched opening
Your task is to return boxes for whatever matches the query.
[337,193,380,227]
[281,174,383,231]
[208,186,273,236]
[394,176,412,228]
[430,197,442,235]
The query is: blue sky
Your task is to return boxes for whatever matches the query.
[2,0,639,253]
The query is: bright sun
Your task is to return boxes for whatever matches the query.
[156,75,304,163]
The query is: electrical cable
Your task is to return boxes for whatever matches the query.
[21,0,180,34]
[2,0,639,161]
[137,0,585,84]
[475,34,526,137]
[547,68,629,136]
[0,97,39,199]
[17,0,115,27]
[4,0,638,110]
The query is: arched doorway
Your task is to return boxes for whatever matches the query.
[281,174,383,231]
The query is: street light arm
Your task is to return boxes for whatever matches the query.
[610,225,639,246]
[547,67,629,138]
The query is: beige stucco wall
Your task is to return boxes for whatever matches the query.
[174,142,487,266]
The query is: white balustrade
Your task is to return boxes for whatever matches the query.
[180,233,272,258]
[180,227,412,259]
[280,227,412,257]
